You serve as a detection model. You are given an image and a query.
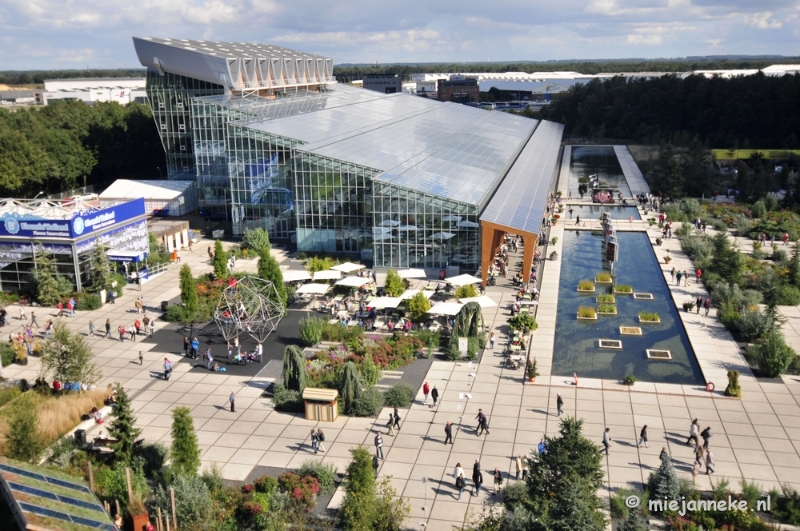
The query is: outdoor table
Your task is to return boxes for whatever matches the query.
[523,294,532,300]
[511,355,523,361]
[510,345,521,352]
[333,295,345,302]
[520,307,529,313]
[428,322,441,332]
[519,300,538,305]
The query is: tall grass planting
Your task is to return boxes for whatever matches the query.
[578,280,595,291]
[578,306,597,319]
[595,272,612,282]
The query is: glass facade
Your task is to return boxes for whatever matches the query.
[372,183,479,270]
[145,70,224,180]
[293,153,378,253]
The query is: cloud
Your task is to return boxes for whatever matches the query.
[0,0,798,69]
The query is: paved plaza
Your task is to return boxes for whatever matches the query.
[2,147,800,530]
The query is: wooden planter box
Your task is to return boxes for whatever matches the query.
[131,512,150,531]
[638,316,661,324]
[577,287,596,293]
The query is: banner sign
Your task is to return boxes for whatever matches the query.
[0,198,145,239]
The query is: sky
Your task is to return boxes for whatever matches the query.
[0,0,799,70]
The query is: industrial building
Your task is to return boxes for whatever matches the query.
[363,74,402,94]
[99,179,198,217]
[42,78,147,105]
[133,37,563,281]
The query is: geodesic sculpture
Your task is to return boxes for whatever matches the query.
[213,276,285,344]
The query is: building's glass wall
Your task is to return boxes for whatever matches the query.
[372,182,480,271]
[146,70,224,181]
[227,125,298,238]
[294,153,377,253]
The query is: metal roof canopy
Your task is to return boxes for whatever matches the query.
[480,120,564,236]
[100,179,194,201]
[302,388,339,402]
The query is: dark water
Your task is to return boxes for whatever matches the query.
[568,146,632,197]
[567,205,641,221]
[551,230,704,385]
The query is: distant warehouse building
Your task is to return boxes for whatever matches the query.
[437,78,479,103]
[363,74,402,94]
[100,179,198,216]
[42,78,147,105]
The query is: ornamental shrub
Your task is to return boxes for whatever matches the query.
[254,475,278,493]
[724,370,742,397]
[455,284,479,299]
[298,461,338,495]
[272,384,304,412]
[241,227,271,252]
[750,331,797,378]
[384,269,405,297]
[351,387,384,417]
[383,382,415,408]
[278,472,320,511]
[76,293,102,311]
[299,313,324,346]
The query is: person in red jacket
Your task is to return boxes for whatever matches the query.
[423,382,430,404]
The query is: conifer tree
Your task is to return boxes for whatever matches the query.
[282,345,307,393]
[341,446,377,531]
[212,240,227,279]
[108,384,142,465]
[6,393,44,463]
[32,243,61,306]
[649,453,680,504]
[258,247,287,308]
[339,361,363,414]
[789,242,800,287]
[170,407,201,477]
[87,244,113,293]
[179,264,198,318]
[617,509,649,531]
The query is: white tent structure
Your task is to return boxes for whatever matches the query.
[367,297,402,309]
[296,283,331,294]
[335,276,373,287]
[397,268,426,279]
[100,179,198,216]
[427,302,464,315]
[447,274,482,286]
[331,262,365,273]
[283,270,312,282]
[458,295,498,308]
[400,289,434,300]
[313,270,342,280]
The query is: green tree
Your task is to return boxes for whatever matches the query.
[406,291,431,322]
[6,393,45,463]
[298,313,324,346]
[258,247,287,308]
[153,474,212,528]
[383,269,405,297]
[39,321,102,385]
[341,446,377,531]
[107,384,141,465]
[241,227,271,252]
[789,243,800,287]
[455,284,479,299]
[749,330,797,378]
[647,144,685,198]
[524,417,606,531]
[617,509,649,531]
[179,264,198,318]
[648,453,680,504]
[31,243,62,306]
[171,406,201,477]
[708,232,745,285]
[213,239,227,279]
[282,345,308,393]
[339,361,363,415]
[87,244,113,294]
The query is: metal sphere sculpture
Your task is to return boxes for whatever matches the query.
[213,276,285,344]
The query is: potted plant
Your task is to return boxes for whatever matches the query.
[509,314,538,333]
[655,238,663,246]
[549,251,559,261]
[550,236,558,245]
[664,255,672,264]
[682,302,695,312]
[724,370,742,398]
[552,214,560,225]
[526,358,539,383]
[622,374,637,386]
[128,492,149,531]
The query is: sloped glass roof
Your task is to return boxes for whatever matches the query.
[480,120,565,234]
[244,87,537,206]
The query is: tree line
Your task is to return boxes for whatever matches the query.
[332,58,800,83]
[0,100,164,197]
[541,72,800,149]
[0,69,146,86]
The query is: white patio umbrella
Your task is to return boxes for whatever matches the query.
[427,302,465,315]
[458,295,498,308]
[296,283,331,294]
[457,220,479,228]
[282,270,312,282]
[313,270,342,280]
[331,262,365,273]
[400,289,435,300]
[367,296,403,309]
[397,268,426,279]
[335,276,374,287]
[381,219,400,227]
[447,273,483,286]
[429,232,456,240]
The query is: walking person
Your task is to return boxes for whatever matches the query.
[386,413,396,436]
[686,419,700,446]
[129,325,135,342]
[601,428,611,455]
[704,298,711,316]
[676,270,683,286]
[684,270,689,287]
[700,426,712,449]
[638,425,649,448]
[473,465,483,496]
[191,337,199,359]
[492,468,503,495]
[556,393,564,416]
[30,312,39,328]
[489,332,495,349]
[705,449,715,474]
[444,421,453,445]
[138,351,144,366]
[373,454,380,477]
[476,409,489,435]
[310,429,319,454]
[205,348,213,370]
[374,432,384,459]
[575,215,581,226]
[105,318,111,338]
[670,267,676,282]
[183,336,190,357]
[118,325,125,342]
[163,358,172,381]
[455,473,466,500]
[317,429,326,452]
[392,408,401,430]
[515,455,526,480]
[19,303,27,320]
[694,443,705,465]
[229,391,236,412]
[422,381,430,404]
[696,296,702,314]
[431,385,439,407]
[88,320,95,337]
[149,319,155,337]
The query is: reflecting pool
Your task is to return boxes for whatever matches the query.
[568,146,632,198]
[551,230,704,385]
[567,205,641,221]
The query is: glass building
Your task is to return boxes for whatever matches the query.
[134,38,564,277]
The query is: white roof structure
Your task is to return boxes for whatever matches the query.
[458,295,498,308]
[331,262,365,273]
[132,37,334,92]
[367,297,402,309]
[0,196,102,220]
[397,268,426,279]
[446,274,483,286]
[282,270,312,282]
[100,180,194,202]
[296,283,330,294]
[400,289,434,300]
[313,270,342,280]
[335,276,373,287]
[427,302,464,315]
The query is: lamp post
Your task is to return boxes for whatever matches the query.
[33,191,44,200]
[156,166,163,179]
